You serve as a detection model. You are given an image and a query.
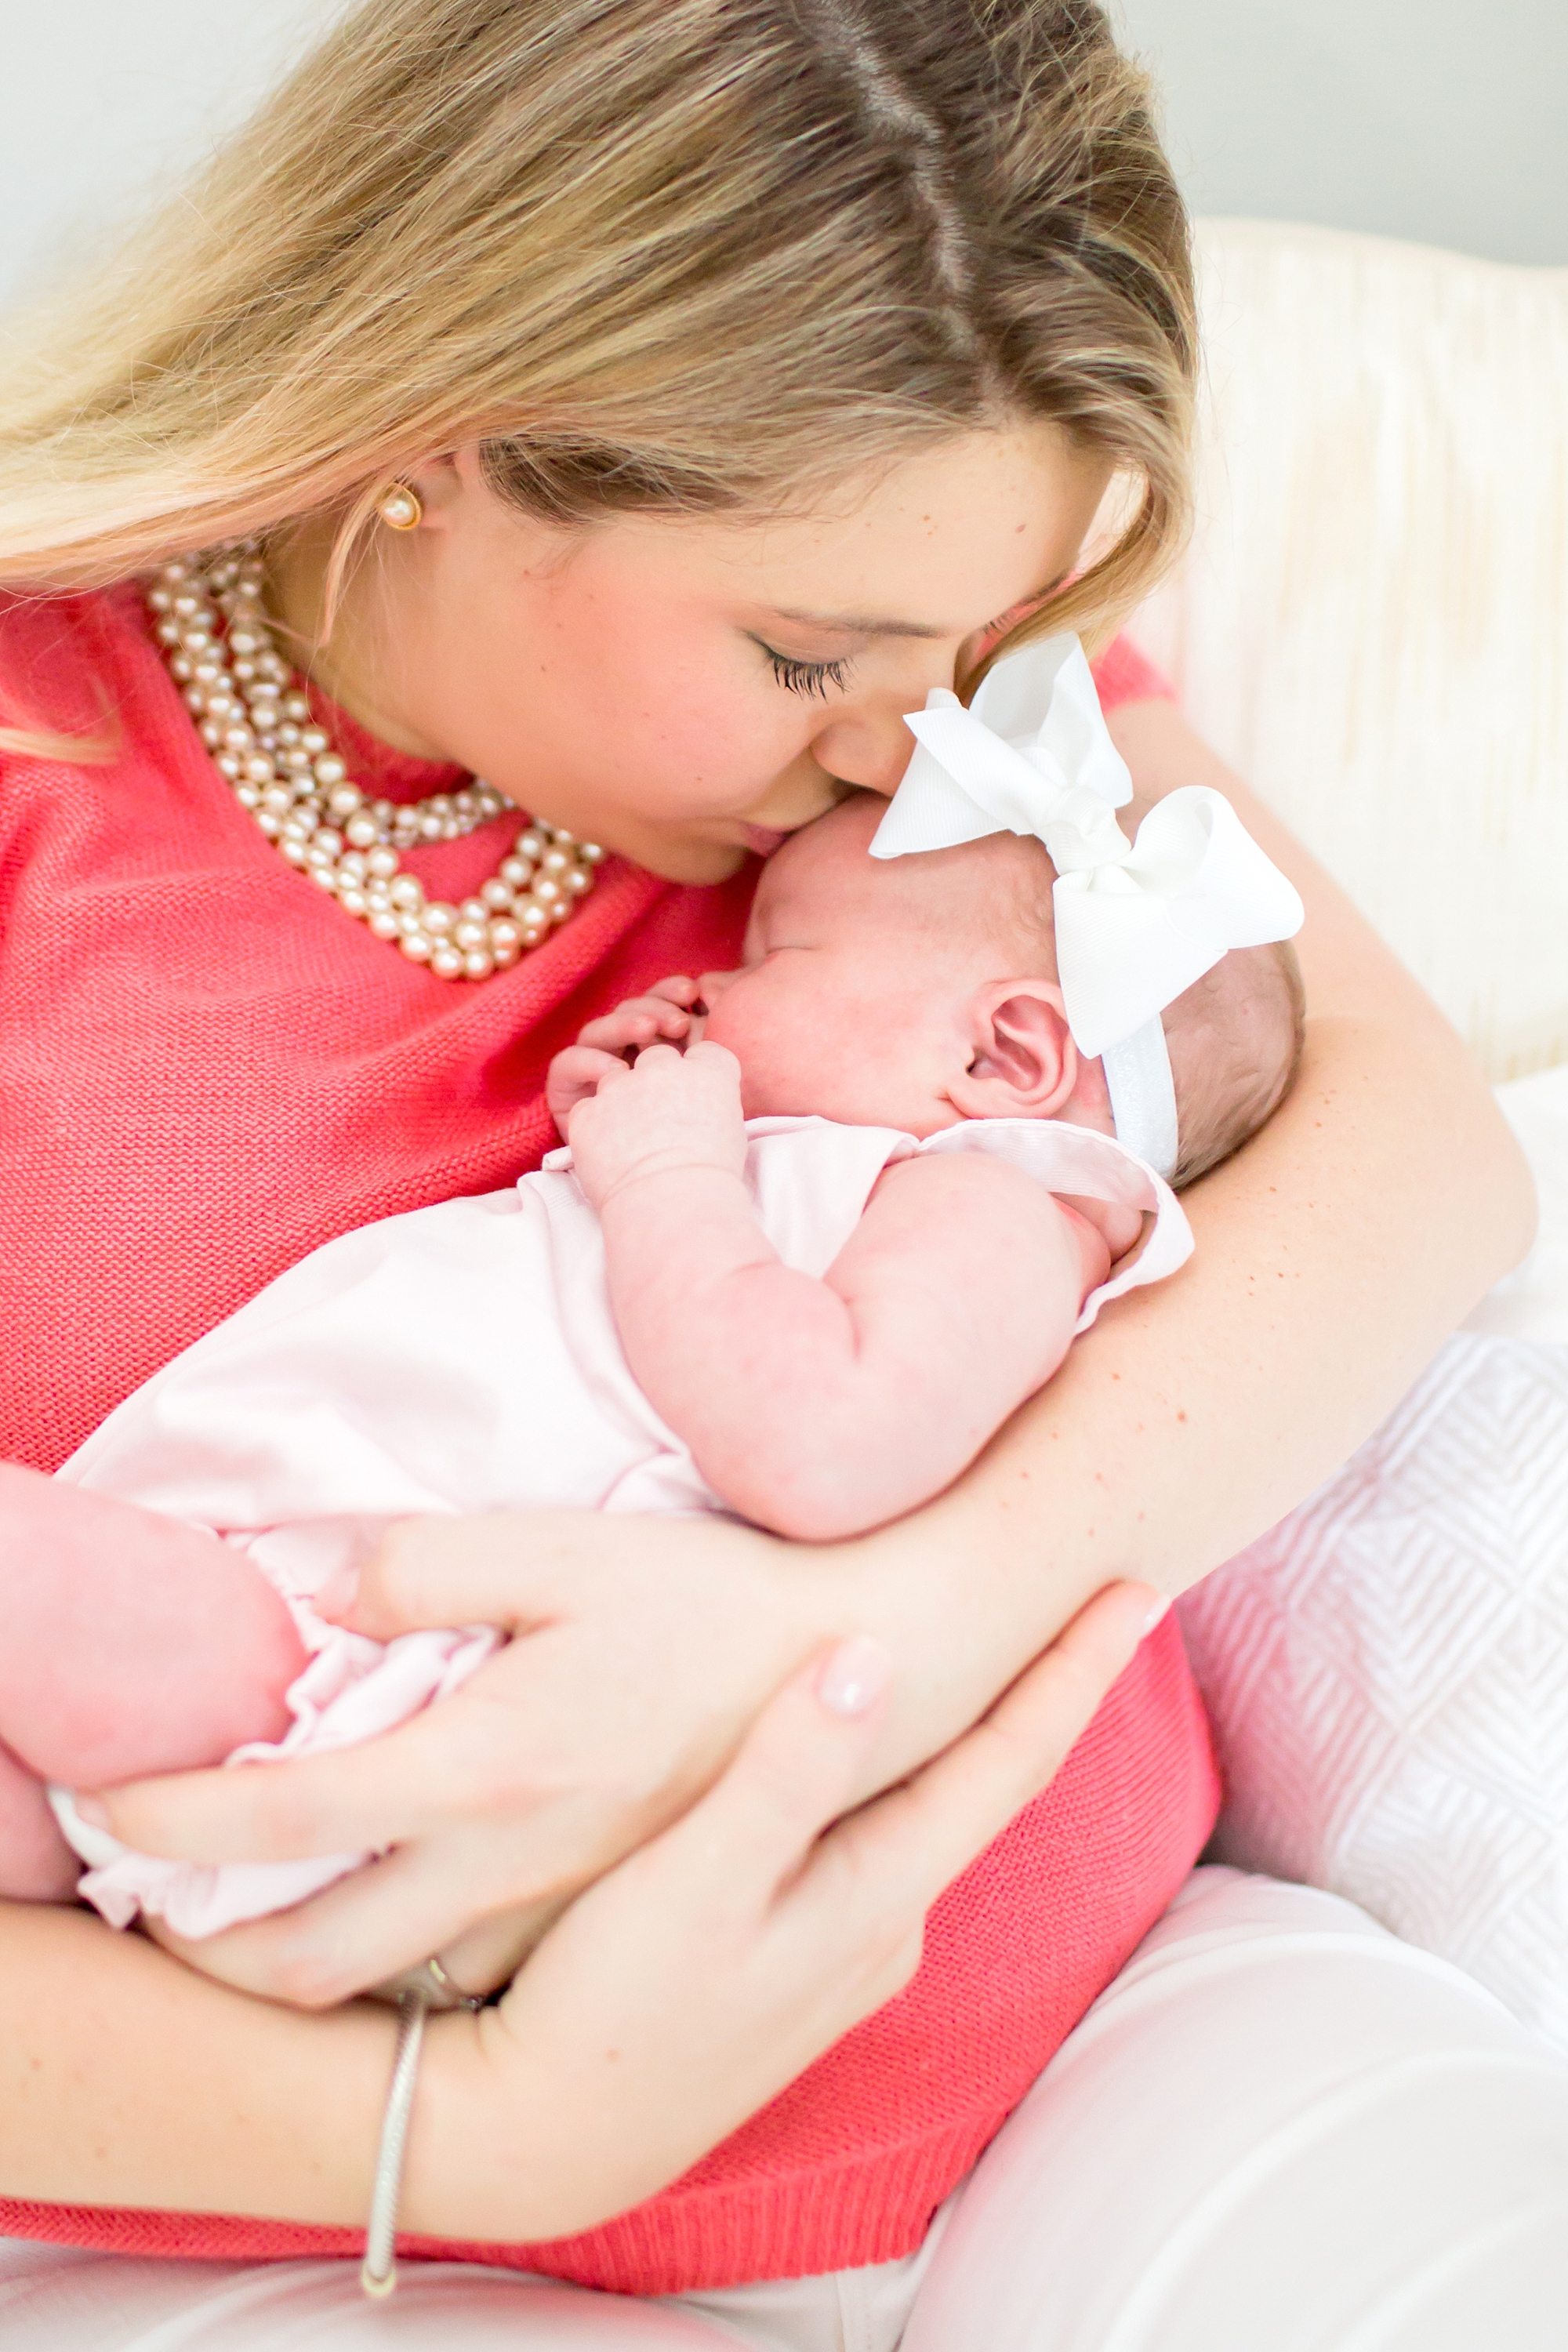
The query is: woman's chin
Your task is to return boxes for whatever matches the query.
[618,835,754,887]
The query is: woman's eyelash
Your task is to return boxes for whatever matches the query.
[764,648,852,700]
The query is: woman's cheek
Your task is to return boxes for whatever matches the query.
[632,661,811,805]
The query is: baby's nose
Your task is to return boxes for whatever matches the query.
[697,968,736,1009]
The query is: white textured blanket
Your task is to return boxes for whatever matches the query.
[1180,1066,1568,2049]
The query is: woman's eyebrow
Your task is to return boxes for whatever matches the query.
[767,605,949,641]
[768,568,1073,641]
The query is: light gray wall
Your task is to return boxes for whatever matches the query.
[0,0,340,310]
[2,0,1563,314]
[1113,0,1568,266]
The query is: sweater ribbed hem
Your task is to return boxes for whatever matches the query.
[0,2128,988,2296]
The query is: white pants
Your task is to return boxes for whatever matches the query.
[7,1871,1568,2350]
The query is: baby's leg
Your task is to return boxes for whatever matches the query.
[0,1465,307,1894]
[0,1735,80,1900]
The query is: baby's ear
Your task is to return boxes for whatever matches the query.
[951,981,1078,1120]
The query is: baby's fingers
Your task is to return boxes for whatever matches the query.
[647,975,703,1010]
[576,993,695,1056]
[545,1045,628,1128]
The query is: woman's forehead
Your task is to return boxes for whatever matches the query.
[614,428,1111,630]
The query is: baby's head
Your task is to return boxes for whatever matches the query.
[699,793,1302,1186]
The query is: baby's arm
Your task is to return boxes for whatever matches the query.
[566,1044,1115,1542]
[0,1465,306,1900]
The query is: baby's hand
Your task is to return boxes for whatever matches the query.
[567,1041,748,1213]
[546,977,702,1134]
[578,976,702,1059]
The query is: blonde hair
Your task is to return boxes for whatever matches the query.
[0,0,1194,726]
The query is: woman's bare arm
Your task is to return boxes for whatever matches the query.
[0,1900,394,2222]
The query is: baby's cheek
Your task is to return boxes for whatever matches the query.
[696,989,757,1067]
[701,1006,783,1115]
[744,1033,847,1121]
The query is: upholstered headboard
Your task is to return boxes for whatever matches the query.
[1129,218,1568,1080]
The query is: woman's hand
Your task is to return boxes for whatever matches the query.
[408,1582,1166,2244]
[2,1585,1160,2234]
[88,1506,1170,2013]
[89,1510,876,2006]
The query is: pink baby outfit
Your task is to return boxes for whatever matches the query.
[57,1112,1192,1939]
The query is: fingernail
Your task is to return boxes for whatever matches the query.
[1140,1594,1172,1635]
[314,1563,360,1620]
[74,1795,110,1829]
[816,1637,892,1718]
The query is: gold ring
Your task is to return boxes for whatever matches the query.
[422,1954,486,2011]
[375,1956,486,2013]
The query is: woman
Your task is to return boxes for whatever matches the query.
[2,0,1563,2343]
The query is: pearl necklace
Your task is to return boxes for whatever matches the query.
[147,544,602,979]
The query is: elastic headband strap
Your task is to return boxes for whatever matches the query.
[1100,1016,1179,1179]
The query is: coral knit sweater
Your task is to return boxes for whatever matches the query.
[0,586,1219,2293]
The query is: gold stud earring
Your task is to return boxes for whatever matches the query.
[377,482,423,531]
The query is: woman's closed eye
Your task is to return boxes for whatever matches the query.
[758,644,854,700]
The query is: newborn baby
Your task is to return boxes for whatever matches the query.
[0,776,1302,1933]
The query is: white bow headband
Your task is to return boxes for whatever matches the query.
[869,634,1305,1177]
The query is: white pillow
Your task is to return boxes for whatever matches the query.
[1129,220,1568,1081]
[1179,1065,1568,2049]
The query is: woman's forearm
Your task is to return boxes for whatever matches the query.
[0,1901,395,2223]
[0,1903,539,2240]
[830,699,1537,1784]
[0,1895,725,2246]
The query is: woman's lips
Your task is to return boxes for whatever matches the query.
[739,822,790,858]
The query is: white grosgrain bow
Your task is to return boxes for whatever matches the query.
[1051,787,1306,1058]
[869,633,1304,1174]
[869,633,1136,879]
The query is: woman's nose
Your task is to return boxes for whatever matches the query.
[808,684,944,799]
